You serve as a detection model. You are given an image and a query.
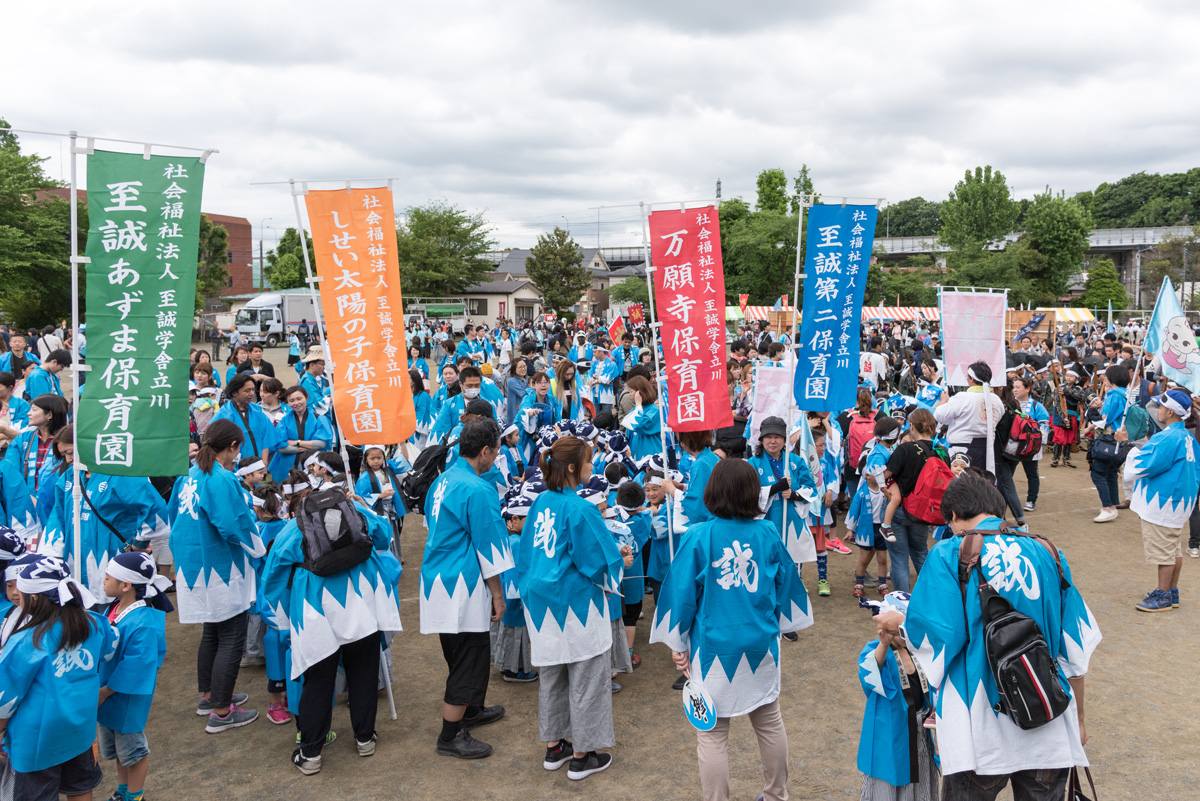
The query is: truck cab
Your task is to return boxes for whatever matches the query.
[235,293,287,347]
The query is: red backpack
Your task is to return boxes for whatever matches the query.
[1000,409,1044,460]
[903,442,954,525]
[845,415,876,474]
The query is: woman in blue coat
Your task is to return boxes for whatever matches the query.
[3,393,68,510]
[650,458,812,801]
[268,386,333,479]
[517,372,562,462]
[518,436,628,781]
[169,419,266,733]
[620,375,662,464]
[747,416,818,575]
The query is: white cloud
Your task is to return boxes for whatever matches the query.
[4,0,1200,248]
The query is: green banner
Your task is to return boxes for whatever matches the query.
[77,150,205,476]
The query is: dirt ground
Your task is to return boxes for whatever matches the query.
[126,458,1197,801]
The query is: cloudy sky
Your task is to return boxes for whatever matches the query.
[5,0,1200,251]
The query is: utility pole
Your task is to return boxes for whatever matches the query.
[716,178,721,200]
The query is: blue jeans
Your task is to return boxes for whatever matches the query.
[98,726,150,767]
[995,459,1026,522]
[887,506,929,593]
[1090,457,1121,507]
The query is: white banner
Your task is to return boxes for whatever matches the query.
[749,365,793,443]
[939,289,1008,387]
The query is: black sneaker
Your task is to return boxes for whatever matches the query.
[567,751,612,781]
[611,681,621,693]
[460,704,505,731]
[543,739,573,771]
[292,747,322,776]
[672,674,687,690]
[436,729,493,759]
[782,631,798,642]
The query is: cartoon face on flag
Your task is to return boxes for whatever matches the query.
[1146,276,1200,394]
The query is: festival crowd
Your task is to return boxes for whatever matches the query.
[0,310,1197,801]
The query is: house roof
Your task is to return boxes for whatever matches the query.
[493,248,605,274]
[466,280,542,296]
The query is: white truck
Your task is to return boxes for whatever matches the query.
[403,298,470,334]
[234,291,320,347]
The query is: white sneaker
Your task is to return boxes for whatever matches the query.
[1093,509,1118,523]
[1023,501,1035,512]
[1188,547,1199,558]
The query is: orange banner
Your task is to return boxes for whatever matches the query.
[305,188,416,445]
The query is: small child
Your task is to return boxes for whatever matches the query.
[612,481,650,669]
[807,430,837,596]
[0,556,117,801]
[99,552,172,801]
[236,457,268,490]
[857,591,939,801]
[491,488,537,683]
[0,528,26,619]
[0,552,43,648]
[497,425,526,488]
[354,445,411,563]
[248,486,291,722]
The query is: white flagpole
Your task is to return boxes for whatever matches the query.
[288,180,352,471]
[68,131,85,580]
[639,201,674,561]
[783,197,809,485]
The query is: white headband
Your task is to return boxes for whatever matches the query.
[252,495,267,508]
[236,460,265,477]
[879,428,900,442]
[16,573,96,608]
[967,367,981,383]
[105,560,173,599]
[1159,394,1189,418]
[282,483,304,494]
[304,453,320,469]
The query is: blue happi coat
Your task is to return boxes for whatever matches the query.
[0,350,38,373]
[24,367,62,399]
[298,371,331,414]
[498,531,526,628]
[902,517,1100,776]
[748,451,817,566]
[169,463,266,624]
[915,380,944,410]
[0,456,37,543]
[847,441,893,547]
[650,517,812,717]
[857,641,931,786]
[614,509,651,599]
[213,401,286,464]
[586,357,619,406]
[98,602,168,733]
[1126,420,1200,528]
[646,496,685,583]
[420,458,514,634]
[518,488,624,666]
[1,396,30,430]
[261,503,403,678]
[0,614,117,772]
[4,427,59,506]
[623,405,662,463]
[43,471,169,604]
[267,408,333,479]
[681,448,720,528]
[354,457,411,517]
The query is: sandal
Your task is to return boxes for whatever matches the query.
[1050,460,1059,468]
[630,653,642,669]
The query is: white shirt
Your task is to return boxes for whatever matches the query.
[934,386,1005,444]
[859,351,888,389]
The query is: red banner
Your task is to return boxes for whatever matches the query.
[306,188,416,445]
[627,303,645,326]
[648,205,732,432]
[607,316,626,343]
[738,294,749,312]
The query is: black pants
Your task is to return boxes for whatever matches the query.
[1189,489,1200,549]
[621,600,643,627]
[940,768,1069,800]
[298,633,381,757]
[197,610,248,708]
[440,631,491,707]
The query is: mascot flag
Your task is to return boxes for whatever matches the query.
[1146,276,1200,395]
[306,188,416,444]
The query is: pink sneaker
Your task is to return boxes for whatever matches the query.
[267,702,290,725]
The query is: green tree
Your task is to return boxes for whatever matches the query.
[1076,258,1128,309]
[525,227,590,313]
[0,122,83,329]
[395,201,496,296]
[790,164,820,214]
[875,197,941,238]
[721,209,795,305]
[264,252,306,290]
[1022,189,1093,299]
[265,227,313,273]
[939,166,1020,251]
[755,168,789,213]
[943,241,1042,306]
[1142,227,1200,308]
[869,255,941,306]
[606,276,649,305]
[195,215,229,310]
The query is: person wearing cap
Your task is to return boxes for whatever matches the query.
[421,417,514,760]
[1118,388,1200,612]
[883,475,1098,801]
[856,590,939,801]
[97,552,171,801]
[651,458,811,801]
[517,436,626,781]
[748,416,817,585]
[0,556,118,801]
[298,347,331,414]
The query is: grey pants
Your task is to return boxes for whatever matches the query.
[244,613,266,659]
[537,652,615,753]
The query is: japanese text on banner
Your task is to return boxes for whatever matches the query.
[648,205,732,432]
[306,189,416,445]
[793,204,879,412]
[77,151,205,476]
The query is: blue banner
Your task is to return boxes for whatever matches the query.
[1145,276,1200,395]
[793,204,879,412]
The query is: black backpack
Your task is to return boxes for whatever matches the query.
[400,442,451,514]
[958,525,1072,730]
[293,488,373,578]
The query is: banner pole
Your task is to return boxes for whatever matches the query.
[69,131,83,579]
[783,197,808,485]
[289,180,352,471]
[639,201,674,561]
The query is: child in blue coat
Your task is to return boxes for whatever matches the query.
[0,556,117,801]
[99,552,172,801]
[857,591,939,801]
[612,481,651,669]
[490,487,537,683]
